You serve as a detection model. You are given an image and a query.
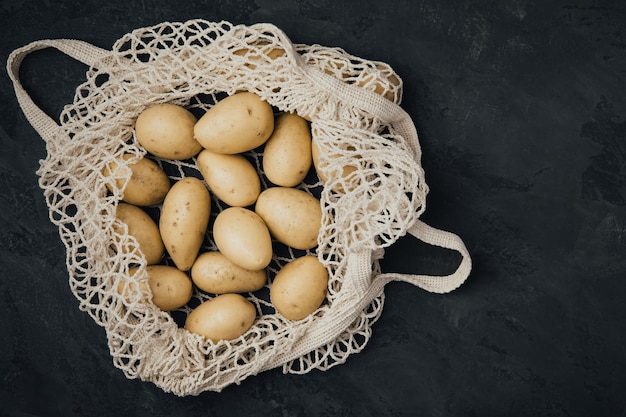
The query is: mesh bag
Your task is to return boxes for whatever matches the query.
[7,20,472,396]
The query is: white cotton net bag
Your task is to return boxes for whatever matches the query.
[7,19,471,396]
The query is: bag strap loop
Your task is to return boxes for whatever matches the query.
[6,39,109,143]
[377,219,472,293]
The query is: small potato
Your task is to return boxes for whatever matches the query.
[194,92,274,154]
[135,103,202,160]
[270,255,329,321]
[103,154,171,206]
[191,251,267,294]
[114,203,164,265]
[262,112,312,187]
[213,207,273,271]
[185,293,257,342]
[144,265,193,311]
[255,187,322,250]
[232,41,285,70]
[116,267,148,300]
[159,177,211,271]
[311,139,359,192]
[196,149,260,207]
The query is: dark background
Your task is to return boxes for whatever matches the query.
[1,0,625,416]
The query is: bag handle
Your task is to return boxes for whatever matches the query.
[376,219,472,293]
[6,39,110,143]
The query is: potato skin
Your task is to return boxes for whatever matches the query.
[145,265,193,311]
[115,202,164,265]
[191,251,267,294]
[193,92,274,154]
[270,255,329,321]
[213,207,273,271]
[185,293,257,342]
[159,177,211,271]
[262,112,312,187]
[103,154,170,206]
[196,149,260,207]
[255,187,322,250]
[135,103,202,160]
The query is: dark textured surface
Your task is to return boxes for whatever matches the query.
[2,1,626,416]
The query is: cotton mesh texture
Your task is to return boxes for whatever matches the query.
[36,19,428,396]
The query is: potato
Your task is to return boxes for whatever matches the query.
[270,255,329,321]
[116,266,148,300]
[262,112,312,187]
[159,177,211,271]
[232,42,285,70]
[191,251,266,294]
[103,154,170,206]
[311,139,359,192]
[134,103,202,160]
[185,293,257,342]
[144,265,193,311]
[213,207,273,271]
[196,149,260,207]
[255,187,322,250]
[193,92,274,154]
[114,203,164,265]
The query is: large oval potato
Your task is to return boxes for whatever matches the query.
[135,103,202,160]
[213,207,273,271]
[262,112,312,187]
[185,293,257,342]
[196,149,260,207]
[194,92,274,154]
[159,177,211,271]
[311,139,360,192]
[114,203,164,265]
[191,251,266,294]
[270,255,329,321]
[255,187,322,250]
[144,265,193,311]
[103,154,171,206]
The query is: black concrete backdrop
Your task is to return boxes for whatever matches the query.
[1,1,625,416]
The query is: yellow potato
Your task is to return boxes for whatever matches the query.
[185,293,257,342]
[196,149,260,207]
[114,203,164,265]
[262,112,312,187]
[270,255,329,321]
[135,103,202,160]
[144,265,193,311]
[193,92,274,154]
[116,266,148,300]
[191,251,266,294]
[232,41,285,70]
[213,207,273,271]
[103,154,171,206]
[159,177,211,271]
[311,139,359,192]
[255,187,321,250]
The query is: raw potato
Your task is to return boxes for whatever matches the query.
[114,203,164,265]
[144,265,193,311]
[232,40,285,70]
[116,267,148,300]
[159,177,211,271]
[311,139,359,192]
[262,112,312,187]
[213,207,273,271]
[185,293,257,342]
[194,92,274,154]
[191,251,266,294]
[103,154,171,206]
[135,103,202,160]
[270,255,329,321]
[255,187,322,250]
[196,149,260,207]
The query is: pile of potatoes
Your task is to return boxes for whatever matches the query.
[107,91,330,343]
